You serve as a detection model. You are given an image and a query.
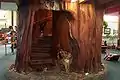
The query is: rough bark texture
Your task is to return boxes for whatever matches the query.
[15,0,104,73]
[79,4,103,72]
[15,6,35,72]
[15,0,53,72]
[66,2,104,72]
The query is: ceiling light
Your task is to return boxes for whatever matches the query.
[71,0,77,2]
[79,0,85,3]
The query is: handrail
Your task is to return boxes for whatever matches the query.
[33,16,52,25]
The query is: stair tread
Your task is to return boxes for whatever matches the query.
[30,60,53,64]
[31,51,51,55]
[32,47,51,49]
[31,52,51,53]
[32,44,51,45]
[32,45,52,48]
[31,36,53,68]
[30,52,50,55]
[30,57,52,60]
[30,55,51,57]
[31,59,52,61]
[32,49,51,51]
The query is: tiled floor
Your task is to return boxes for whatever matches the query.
[103,49,120,80]
[0,44,15,80]
[0,45,119,80]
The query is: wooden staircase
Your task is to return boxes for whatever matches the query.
[30,36,53,71]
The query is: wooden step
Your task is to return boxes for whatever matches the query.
[30,54,51,58]
[30,56,51,60]
[32,45,52,48]
[30,53,51,59]
[30,53,50,56]
[31,47,51,50]
[37,37,52,40]
[37,39,52,42]
[30,52,50,54]
[32,48,51,50]
[30,36,53,71]
[31,50,51,53]
[30,59,53,65]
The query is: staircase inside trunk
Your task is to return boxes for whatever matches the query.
[30,36,53,71]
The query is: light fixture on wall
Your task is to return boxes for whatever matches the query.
[71,0,87,3]
[79,0,85,3]
[79,0,89,3]
[71,0,77,3]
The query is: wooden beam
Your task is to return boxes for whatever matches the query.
[0,0,16,2]
[105,5,120,14]
[95,0,120,9]
[102,0,120,9]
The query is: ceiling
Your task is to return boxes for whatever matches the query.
[0,0,16,2]
[97,0,113,4]
[0,0,117,3]
[0,0,120,8]
[106,12,119,16]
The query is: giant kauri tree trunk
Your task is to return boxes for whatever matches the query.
[77,3,103,72]
[65,2,104,72]
[15,4,35,72]
[15,0,104,73]
[15,0,53,72]
[15,0,55,72]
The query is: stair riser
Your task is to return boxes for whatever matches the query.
[30,60,53,64]
[31,51,51,53]
[30,57,51,60]
[31,36,53,69]
[32,46,52,48]
[31,48,51,51]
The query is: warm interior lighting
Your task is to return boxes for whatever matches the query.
[71,0,77,2]
[79,0,85,3]
[71,0,86,3]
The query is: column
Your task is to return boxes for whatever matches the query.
[117,12,120,46]
[11,10,14,26]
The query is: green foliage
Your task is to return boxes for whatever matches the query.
[103,21,108,28]
[104,30,117,44]
[105,34,110,38]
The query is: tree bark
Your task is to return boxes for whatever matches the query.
[78,3,103,72]
[15,6,35,72]
[65,2,104,72]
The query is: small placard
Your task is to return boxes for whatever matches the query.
[104,28,111,34]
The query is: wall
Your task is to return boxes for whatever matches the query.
[0,2,17,31]
[0,10,17,30]
[103,15,119,46]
